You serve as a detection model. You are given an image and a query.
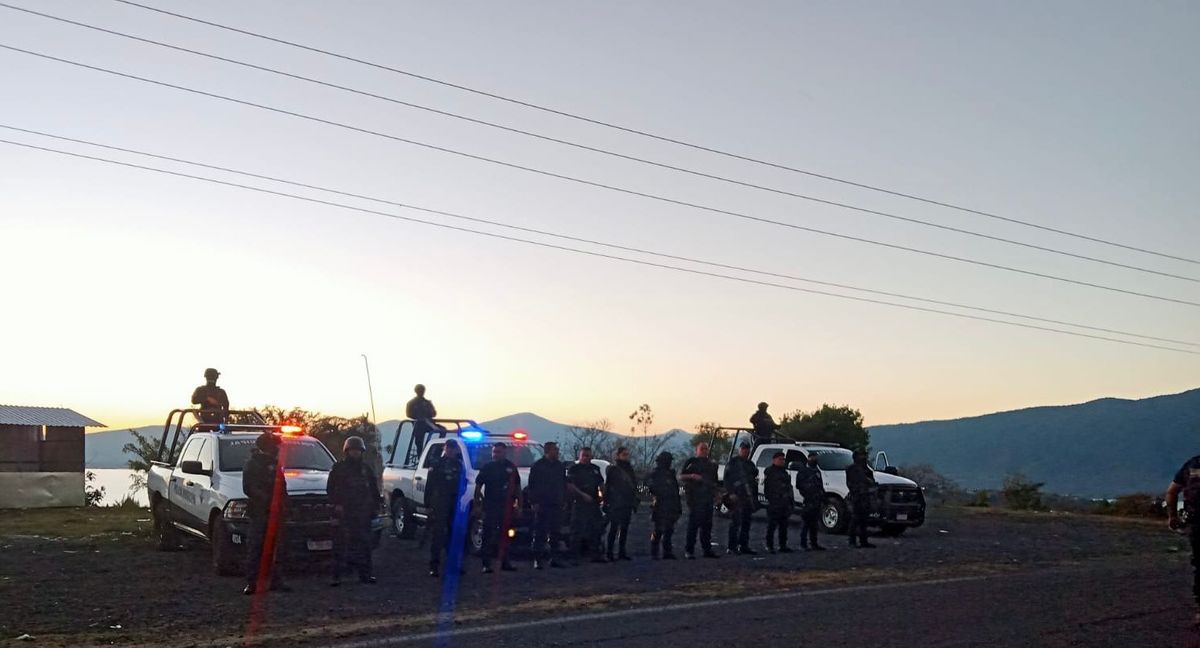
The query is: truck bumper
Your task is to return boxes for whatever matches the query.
[224,518,384,557]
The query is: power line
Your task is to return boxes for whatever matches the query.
[4,44,1198,310]
[6,122,1197,351]
[1,135,1197,357]
[3,3,1193,285]
[107,0,1200,267]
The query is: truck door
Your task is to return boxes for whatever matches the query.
[171,436,209,531]
[413,440,443,511]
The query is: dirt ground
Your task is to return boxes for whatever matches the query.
[0,505,1191,646]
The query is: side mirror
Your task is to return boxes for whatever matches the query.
[384,444,394,455]
[180,460,206,475]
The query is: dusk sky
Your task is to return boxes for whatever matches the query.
[2,1,1197,432]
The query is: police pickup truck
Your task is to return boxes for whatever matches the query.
[382,419,548,554]
[715,432,925,536]
[146,409,384,575]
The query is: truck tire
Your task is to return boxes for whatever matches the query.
[467,515,485,556]
[210,515,239,577]
[821,496,850,535]
[879,524,908,537]
[391,495,415,539]
[153,497,179,551]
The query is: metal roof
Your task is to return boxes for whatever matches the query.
[0,405,105,428]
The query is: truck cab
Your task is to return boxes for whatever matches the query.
[381,419,543,553]
[145,409,384,575]
[715,429,926,536]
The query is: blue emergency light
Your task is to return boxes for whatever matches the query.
[461,429,484,442]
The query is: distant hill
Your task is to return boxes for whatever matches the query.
[870,388,1200,498]
[86,426,158,468]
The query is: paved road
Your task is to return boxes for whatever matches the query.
[332,561,1198,648]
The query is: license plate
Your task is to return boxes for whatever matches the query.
[307,540,333,551]
[895,513,908,521]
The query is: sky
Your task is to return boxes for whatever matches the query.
[2,1,1197,433]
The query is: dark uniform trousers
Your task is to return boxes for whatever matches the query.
[765,505,790,550]
[571,503,604,559]
[531,502,563,561]
[480,503,512,566]
[726,498,753,551]
[849,494,871,545]
[1191,525,1200,605]
[429,503,463,569]
[244,513,285,587]
[800,504,821,548]
[606,506,633,557]
[651,511,679,557]
[333,510,374,580]
[685,503,714,555]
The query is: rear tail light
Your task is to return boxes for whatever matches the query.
[223,499,249,520]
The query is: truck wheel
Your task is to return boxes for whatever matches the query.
[153,498,179,551]
[467,515,485,555]
[210,516,239,577]
[879,524,908,537]
[391,496,415,539]
[821,496,849,535]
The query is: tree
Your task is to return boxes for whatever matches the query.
[563,419,617,462]
[1001,473,1046,511]
[122,428,162,493]
[778,404,870,452]
[84,470,106,507]
[627,404,671,473]
[898,463,964,505]
[690,421,730,462]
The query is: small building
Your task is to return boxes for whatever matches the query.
[0,405,105,508]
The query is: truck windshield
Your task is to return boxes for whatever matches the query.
[219,437,335,472]
[467,441,543,468]
[807,448,855,471]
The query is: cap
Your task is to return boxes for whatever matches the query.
[204,368,220,379]
[343,436,366,453]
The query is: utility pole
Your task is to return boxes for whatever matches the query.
[361,354,378,425]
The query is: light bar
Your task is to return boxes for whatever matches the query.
[280,425,303,435]
[512,430,529,441]
[461,430,484,441]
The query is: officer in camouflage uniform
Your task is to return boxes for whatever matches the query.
[762,451,794,553]
[328,436,380,586]
[426,442,467,577]
[724,441,759,555]
[242,432,290,594]
[1166,452,1200,625]
[844,449,877,548]
[604,446,638,562]
[646,451,681,560]
[795,452,827,551]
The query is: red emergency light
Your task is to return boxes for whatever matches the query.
[512,430,529,441]
[279,425,304,435]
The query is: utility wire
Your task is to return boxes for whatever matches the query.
[3,3,1193,284]
[3,136,1196,357]
[5,122,1197,350]
[106,0,1200,267]
[4,44,1198,310]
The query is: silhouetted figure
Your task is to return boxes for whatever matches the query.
[407,384,437,451]
[763,451,794,553]
[567,447,606,563]
[427,442,467,577]
[795,453,826,551]
[647,451,682,559]
[528,441,568,569]
[724,441,758,555]
[604,446,638,561]
[681,442,719,559]
[192,368,229,424]
[845,449,877,548]
[328,436,380,586]
[474,443,520,573]
[750,402,779,446]
[1166,453,1200,626]
[243,432,290,595]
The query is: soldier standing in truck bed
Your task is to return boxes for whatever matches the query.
[750,402,779,447]
[191,368,229,424]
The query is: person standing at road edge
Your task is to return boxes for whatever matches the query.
[605,446,638,561]
[426,442,467,577]
[567,447,607,563]
[724,441,759,555]
[528,441,568,569]
[795,452,827,551]
[763,451,794,553]
[1166,452,1200,626]
[242,432,290,594]
[845,449,877,549]
[647,451,682,560]
[328,436,381,586]
[474,442,520,573]
[681,442,720,559]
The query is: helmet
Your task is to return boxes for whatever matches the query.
[655,451,673,468]
[204,368,220,380]
[343,436,367,453]
[853,449,868,460]
[256,432,281,451]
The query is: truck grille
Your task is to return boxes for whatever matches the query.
[884,487,923,506]
[289,495,334,524]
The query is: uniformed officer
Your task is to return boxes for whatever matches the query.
[763,451,794,553]
[795,452,827,551]
[566,447,607,564]
[724,441,759,555]
[191,368,229,424]
[406,384,438,452]
[426,441,467,577]
[528,441,568,569]
[681,442,720,559]
[845,449,877,549]
[604,446,638,562]
[646,451,682,560]
[749,402,779,447]
[328,436,381,586]
[1165,452,1200,625]
[242,432,290,594]
[474,442,520,573]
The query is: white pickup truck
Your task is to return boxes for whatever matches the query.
[146,409,384,575]
[382,419,550,554]
[717,437,926,536]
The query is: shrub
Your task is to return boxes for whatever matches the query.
[1002,473,1046,511]
[965,490,992,507]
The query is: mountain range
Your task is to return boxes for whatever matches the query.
[85,388,1200,497]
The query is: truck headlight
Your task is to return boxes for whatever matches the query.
[223,499,249,520]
